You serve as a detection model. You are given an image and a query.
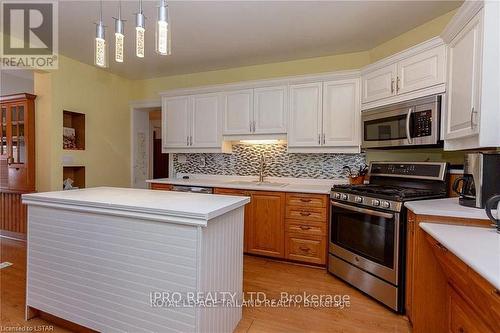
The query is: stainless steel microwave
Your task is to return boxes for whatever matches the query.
[361,95,442,149]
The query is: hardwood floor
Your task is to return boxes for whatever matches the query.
[1,237,411,333]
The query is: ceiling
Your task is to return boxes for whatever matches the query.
[58,1,462,80]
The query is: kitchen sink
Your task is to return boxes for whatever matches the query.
[227,180,288,187]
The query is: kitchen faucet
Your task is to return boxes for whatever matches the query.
[258,154,265,183]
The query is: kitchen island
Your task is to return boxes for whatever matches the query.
[22,187,250,333]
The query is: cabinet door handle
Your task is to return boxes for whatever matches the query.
[190,136,193,146]
[252,121,256,132]
[300,198,312,203]
[318,134,321,145]
[396,77,400,92]
[299,211,312,216]
[470,107,476,129]
[322,133,326,144]
[391,79,395,94]
[299,246,310,252]
[187,136,189,146]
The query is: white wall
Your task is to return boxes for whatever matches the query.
[0,70,34,95]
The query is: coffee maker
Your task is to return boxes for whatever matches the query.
[453,152,500,208]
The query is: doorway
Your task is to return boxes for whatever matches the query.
[130,102,172,189]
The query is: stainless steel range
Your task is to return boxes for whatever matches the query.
[328,162,448,313]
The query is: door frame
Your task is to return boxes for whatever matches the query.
[129,99,174,188]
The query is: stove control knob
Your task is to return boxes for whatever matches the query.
[372,199,380,206]
[335,193,341,199]
[341,194,348,200]
[355,196,363,203]
[381,201,391,208]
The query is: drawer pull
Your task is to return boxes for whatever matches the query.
[300,198,312,203]
[300,212,312,216]
[299,246,310,252]
[299,225,311,231]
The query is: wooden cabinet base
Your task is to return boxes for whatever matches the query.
[0,192,27,235]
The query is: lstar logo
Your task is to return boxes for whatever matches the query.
[1,1,58,69]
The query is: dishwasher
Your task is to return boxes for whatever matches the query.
[170,185,213,194]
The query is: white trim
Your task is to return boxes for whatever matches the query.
[441,1,484,43]
[287,146,361,154]
[361,37,445,73]
[361,84,445,111]
[128,99,161,108]
[159,70,360,97]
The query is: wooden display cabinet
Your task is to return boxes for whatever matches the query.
[0,93,36,238]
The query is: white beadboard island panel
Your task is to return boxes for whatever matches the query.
[23,187,249,333]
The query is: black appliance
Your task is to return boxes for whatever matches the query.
[485,195,500,233]
[329,161,448,313]
[452,152,500,208]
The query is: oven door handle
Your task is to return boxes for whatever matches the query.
[406,108,413,144]
[331,201,395,219]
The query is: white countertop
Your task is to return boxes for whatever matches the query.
[420,223,500,290]
[22,187,250,226]
[147,174,347,194]
[405,197,491,220]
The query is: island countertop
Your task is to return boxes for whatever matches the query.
[420,223,500,290]
[22,187,250,226]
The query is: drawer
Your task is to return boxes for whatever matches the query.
[285,206,327,222]
[286,220,326,236]
[449,286,492,333]
[467,269,500,332]
[285,234,326,265]
[286,193,327,208]
[150,183,173,191]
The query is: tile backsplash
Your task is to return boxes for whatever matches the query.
[173,144,366,179]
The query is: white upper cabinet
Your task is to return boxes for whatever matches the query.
[253,86,287,134]
[361,40,447,109]
[362,64,397,103]
[288,83,322,147]
[222,89,253,135]
[397,45,446,95]
[191,93,222,148]
[323,79,360,147]
[163,96,190,148]
[162,94,227,152]
[441,1,500,150]
[444,13,482,140]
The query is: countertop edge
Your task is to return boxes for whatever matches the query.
[419,223,500,290]
[22,194,250,227]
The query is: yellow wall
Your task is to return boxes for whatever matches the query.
[132,9,457,100]
[35,56,133,191]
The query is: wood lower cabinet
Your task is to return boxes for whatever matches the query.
[150,183,173,191]
[406,210,495,333]
[285,193,328,265]
[213,188,329,265]
[247,192,285,258]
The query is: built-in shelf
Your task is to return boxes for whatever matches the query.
[63,110,85,150]
[63,166,85,189]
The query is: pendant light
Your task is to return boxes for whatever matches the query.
[135,0,145,58]
[156,0,171,55]
[94,0,108,67]
[113,1,125,63]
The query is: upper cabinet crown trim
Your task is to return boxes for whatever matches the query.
[158,70,360,98]
[441,1,484,43]
[362,37,445,73]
